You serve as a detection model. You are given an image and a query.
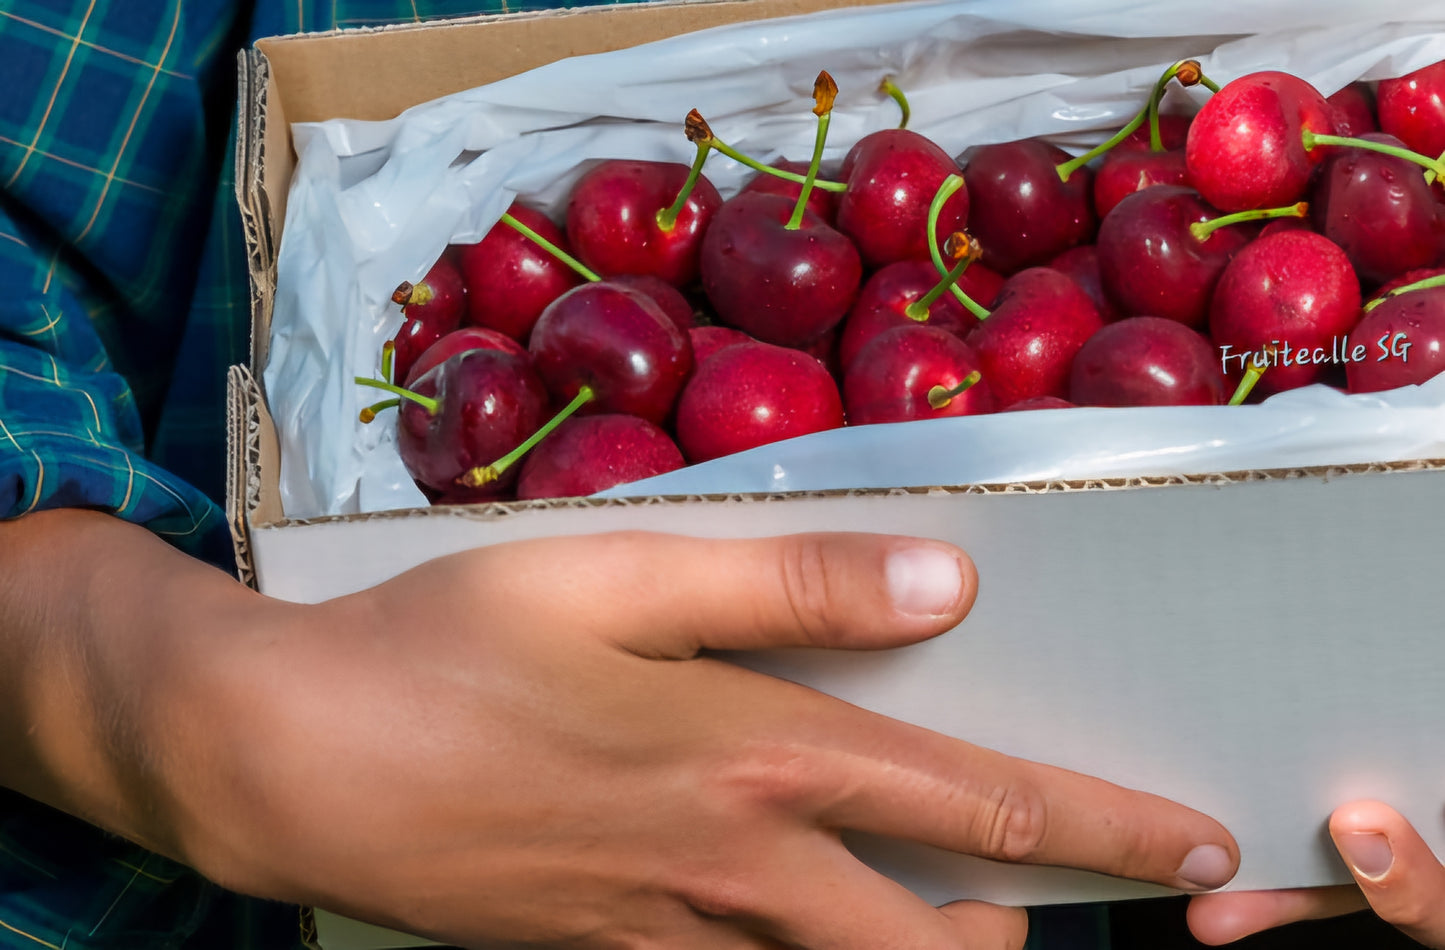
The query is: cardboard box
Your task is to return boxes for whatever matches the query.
[231,3,1445,947]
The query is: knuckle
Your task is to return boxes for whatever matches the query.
[974,782,1049,863]
[775,536,837,645]
[707,741,817,815]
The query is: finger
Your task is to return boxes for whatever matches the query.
[453,531,978,657]
[1186,886,1366,944]
[939,901,1029,950]
[1330,799,1445,946]
[789,722,1239,893]
[701,832,1017,950]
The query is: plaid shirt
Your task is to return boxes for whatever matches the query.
[0,0,1116,947]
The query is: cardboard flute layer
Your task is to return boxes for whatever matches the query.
[229,1,1445,945]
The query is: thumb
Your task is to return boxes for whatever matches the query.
[1331,799,1445,948]
[459,531,978,658]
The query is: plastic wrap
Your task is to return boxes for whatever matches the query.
[263,0,1445,519]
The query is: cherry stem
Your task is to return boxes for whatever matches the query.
[690,109,848,193]
[657,138,713,233]
[381,340,395,385]
[880,75,910,129]
[459,385,595,488]
[1364,271,1445,312]
[927,176,991,320]
[391,280,434,307]
[906,233,979,320]
[1424,147,1445,186]
[1228,361,1267,406]
[787,71,837,231]
[354,376,438,415]
[359,398,400,423]
[1302,131,1445,178]
[501,211,600,282]
[1058,59,1202,181]
[927,371,983,410]
[1189,201,1308,242]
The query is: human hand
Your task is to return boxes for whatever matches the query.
[1188,800,1445,947]
[0,515,1240,949]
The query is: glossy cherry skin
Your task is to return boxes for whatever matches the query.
[611,273,697,331]
[565,159,722,287]
[674,340,844,464]
[1327,82,1378,136]
[528,282,693,425]
[515,414,685,500]
[1186,71,1336,211]
[688,325,753,365]
[961,139,1096,274]
[1046,245,1121,323]
[966,267,1105,407]
[1097,185,1255,329]
[700,191,862,347]
[1346,285,1445,393]
[1377,61,1445,161]
[396,349,549,496]
[1310,132,1445,287]
[457,204,582,342]
[844,325,994,425]
[391,255,467,383]
[403,326,527,387]
[1209,231,1362,397]
[740,158,839,224]
[836,258,1002,370]
[836,129,969,269]
[1069,317,1224,407]
[1001,396,1075,411]
[1376,266,1445,300]
[1093,148,1190,219]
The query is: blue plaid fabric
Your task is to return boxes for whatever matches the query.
[0,0,1116,945]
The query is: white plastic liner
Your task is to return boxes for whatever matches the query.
[262,0,1445,519]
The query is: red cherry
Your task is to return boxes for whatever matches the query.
[674,340,843,464]
[456,204,581,342]
[966,267,1105,406]
[1209,231,1362,397]
[1096,185,1256,329]
[565,159,722,287]
[1327,82,1378,137]
[515,414,685,500]
[844,325,994,425]
[836,129,969,269]
[395,349,549,496]
[528,282,693,425]
[1346,285,1445,393]
[1377,61,1445,161]
[1069,317,1224,407]
[688,325,753,365]
[961,139,1096,274]
[699,191,862,347]
[1185,71,1335,212]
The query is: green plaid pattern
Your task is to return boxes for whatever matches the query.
[0,0,1115,945]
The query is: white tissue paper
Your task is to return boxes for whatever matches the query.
[262,0,1445,520]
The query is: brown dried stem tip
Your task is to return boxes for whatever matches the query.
[685,109,714,145]
[944,231,982,263]
[391,281,415,306]
[1174,60,1204,88]
[813,70,839,116]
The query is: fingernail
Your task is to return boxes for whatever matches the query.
[1175,844,1234,891]
[886,546,964,617]
[1338,832,1394,881]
